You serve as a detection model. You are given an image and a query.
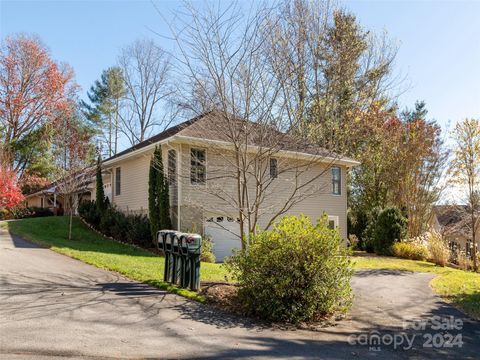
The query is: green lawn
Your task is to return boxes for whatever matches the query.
[3,217,479,319]
[353,254,480,319]
[4,216,230,302]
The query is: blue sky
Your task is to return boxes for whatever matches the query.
[1,0,480,133]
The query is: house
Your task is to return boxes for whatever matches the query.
[25,169,94,215]
[96,111,359,261]
[430,205,480,260]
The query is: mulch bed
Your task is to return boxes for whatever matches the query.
[199,281,342,330]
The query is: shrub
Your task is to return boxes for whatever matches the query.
[110,211,129,243]
[348,208,369,250]
[362,207,382,253]
[1,206,53,220]
[78,201,101,228]
[28,207,54,218]
[373,207,407,255]
[393,241,429,261]
[79,200,152,248]
[99,207,118,237]
[0,208,10,220]
[125,214,151,247]
[427,231,449,266]
[347,234,359,249]
[226,215,353,323]
[457,251,472,271]
[200,236,216,263]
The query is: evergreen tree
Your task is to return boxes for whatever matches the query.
[149,147,160,243]
[95,156,106,213]
[148,146,172,245]
[81,67,125,157]
[158,160,172,230]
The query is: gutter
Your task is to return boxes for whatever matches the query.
[173,135,361,168]
[102,137,175,167]
[102,134,360,168]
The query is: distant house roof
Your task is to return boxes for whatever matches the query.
[25,166,95,197]
[104,111,359,165]
[432,205,471,238]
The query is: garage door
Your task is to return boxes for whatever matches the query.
[204,216,242,262]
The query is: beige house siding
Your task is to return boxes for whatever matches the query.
[178,143,349,239]
[108,153,152,214]
[285,167,348,239]
[101,140,351,241]
[26,195,43,208]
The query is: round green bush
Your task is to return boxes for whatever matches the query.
[225,215,353,323]
[373,207,407,255]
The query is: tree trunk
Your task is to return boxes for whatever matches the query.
[69,208,73,241]
[473,211,478,272]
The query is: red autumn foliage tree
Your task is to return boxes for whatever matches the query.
[348,102,447,238]
[0,167,24,209]
[0,34,77,174]
[19,170,50,194]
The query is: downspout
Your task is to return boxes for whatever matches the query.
[176,143,182,231]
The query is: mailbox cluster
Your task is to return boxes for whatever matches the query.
[157,230,202,291]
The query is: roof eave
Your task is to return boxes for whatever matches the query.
[173,135,361,167]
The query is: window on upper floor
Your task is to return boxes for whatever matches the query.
[168,149,177,185]
[190,148,206,185]
[270,158,278,179]
[332,166,341,195]
[115,167,121,196]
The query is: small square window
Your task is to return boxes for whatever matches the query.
[327,215,339,230]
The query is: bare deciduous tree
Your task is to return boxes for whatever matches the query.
[118,39,175,145]
[264,0,400,152]
[53,107,95,240]
[165,2,343,248]
[449,118,480,271]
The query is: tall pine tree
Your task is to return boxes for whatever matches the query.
[81,67,125,157]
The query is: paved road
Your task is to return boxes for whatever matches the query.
[1,228,479,359]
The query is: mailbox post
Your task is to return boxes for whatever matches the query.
[186,234,202,291]
[157,230,202,291]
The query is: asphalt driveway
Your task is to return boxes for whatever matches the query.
[1,228,479,359]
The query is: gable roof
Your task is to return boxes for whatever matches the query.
[25,166,96,197]
[104,113,206,163]
[104,111,359,166]
[432,205,471,238]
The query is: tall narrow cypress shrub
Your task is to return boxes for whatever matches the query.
[159,165,172,230]
[95,156,106,213]
[149,146,161,245]
[148,145,172,245]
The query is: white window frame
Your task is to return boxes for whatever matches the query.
[331,166,341,196]
[190,147,207,185]
[328,215,339,230]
